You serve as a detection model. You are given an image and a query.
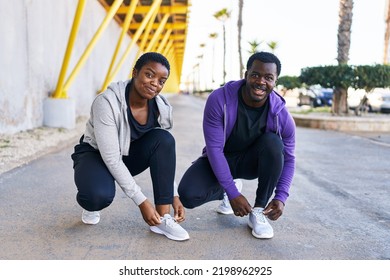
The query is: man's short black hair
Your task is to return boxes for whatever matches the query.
[134,52,170,75]
[246,51,281,76]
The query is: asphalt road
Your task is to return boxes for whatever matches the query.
[0,94,389,260]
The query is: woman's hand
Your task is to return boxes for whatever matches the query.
[172,196,186,223]
[138,199,161,226]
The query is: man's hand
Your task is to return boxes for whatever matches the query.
[138,199,161,226]
[172,196,186,223]
[230,195,252,217]
[263,199,284,221]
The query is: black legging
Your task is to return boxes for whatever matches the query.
[72,129,176,211]
[178,132,284,209]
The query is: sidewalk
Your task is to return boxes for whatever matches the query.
[1,94,389,260]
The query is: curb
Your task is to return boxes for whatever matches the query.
[292,113,390,133]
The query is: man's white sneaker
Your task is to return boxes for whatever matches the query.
[216,179,243,215]
[248,207,274,239]
[150,214,190,241]
[82,209,100,225]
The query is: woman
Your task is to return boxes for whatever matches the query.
[71,52,189,241]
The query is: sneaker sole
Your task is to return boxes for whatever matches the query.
[82,217,100,225]
[216,208,234,215]
[247,221,274,239]
[150,226,190,241]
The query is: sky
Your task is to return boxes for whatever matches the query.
[180,0,388,90]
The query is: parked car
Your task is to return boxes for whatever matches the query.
[348,88,390,113]
[298,87,333,107]
[379,91,390,113]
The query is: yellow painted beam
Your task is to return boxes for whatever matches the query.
[102,0,138,92]
[117,6,188,14]
[52,0,87,98]
[62,0,124,93]
[130,5,160,75]
[103,0,163,88]
[144,13,170,53]
[155,29,172,53]
[138,33,185,41]
[127,7,159,79]
[162,39,173,58]
[129,22,187,30]
[163,52,179,93]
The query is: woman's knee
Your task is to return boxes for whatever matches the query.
[154,129,175,148]
[77,188,115,211]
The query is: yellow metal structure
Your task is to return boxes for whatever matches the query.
[52,0,87,99]
[53,0,191,97]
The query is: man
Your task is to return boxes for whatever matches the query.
[178,51,295,239]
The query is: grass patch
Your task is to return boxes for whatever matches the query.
[0,139,11,149]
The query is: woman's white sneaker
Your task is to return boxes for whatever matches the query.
[150,214,189,241]
[81,209,100,225]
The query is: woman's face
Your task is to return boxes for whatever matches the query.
[132,61,169,99]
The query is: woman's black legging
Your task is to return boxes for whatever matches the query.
[72,129,176,211]
[178,132,284,209]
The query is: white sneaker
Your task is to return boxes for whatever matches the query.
[150,214,190,241]
[82,209,100,225]
[216,179,243,215]
[248,207,274,239]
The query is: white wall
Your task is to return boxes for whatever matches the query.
[0,0,138,133]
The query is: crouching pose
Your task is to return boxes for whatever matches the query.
[178,52,296,239]
[71,52,189,241]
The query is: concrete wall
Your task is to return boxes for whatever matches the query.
[0,0,138,134]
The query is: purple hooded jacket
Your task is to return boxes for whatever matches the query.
[202,79,296,204]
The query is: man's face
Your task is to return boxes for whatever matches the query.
[243,60,278,107]
[132,61,169,99]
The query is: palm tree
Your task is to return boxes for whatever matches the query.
[267,41,278,53]
[199,43,206,90]
[214,8,231,85]
[384,0,390,64]
[209,32,218,85]
[248,39,262,54]
[237,0,244,78]
[334,0,354,115]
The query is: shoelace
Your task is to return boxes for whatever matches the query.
[252,210,266,223]
[222,194,231,207]
[162,216,178,228]
[222,198,231,208]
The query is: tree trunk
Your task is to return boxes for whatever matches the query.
[384,0,390,64]
[335,0,354,115]
[237,0,244,78]
[222,24,226,85]
[332,87,349,115]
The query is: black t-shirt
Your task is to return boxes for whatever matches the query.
[224,86,269,153]
[125,82,160,141]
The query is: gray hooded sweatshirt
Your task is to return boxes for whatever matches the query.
[82,80,174,206]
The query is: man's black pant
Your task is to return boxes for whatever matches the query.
[178,133,284,208]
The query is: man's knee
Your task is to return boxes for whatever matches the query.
[178,187,198,209]
[261,133,284,153]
